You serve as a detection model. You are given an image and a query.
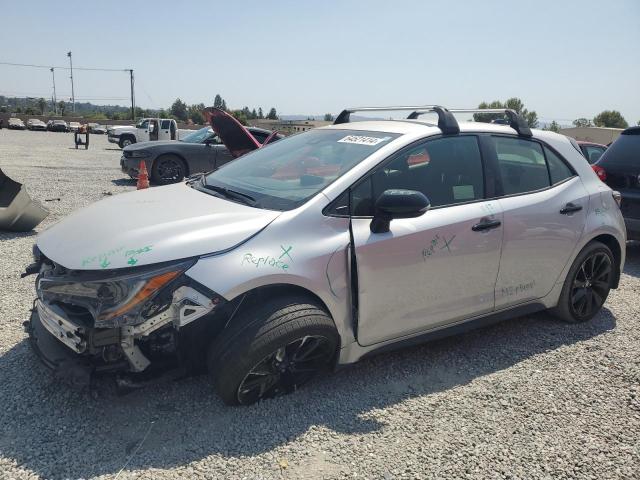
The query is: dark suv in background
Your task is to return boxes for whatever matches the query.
[593,126,640,239]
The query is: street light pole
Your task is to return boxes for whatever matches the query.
[67,51,75,113]
[129,69,135,120]
[50,68,57,115]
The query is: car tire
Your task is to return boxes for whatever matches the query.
[119,136,135,148]
[151,154,187,185]
[207,296,339,406]
[551,241,614,323]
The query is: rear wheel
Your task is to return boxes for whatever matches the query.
[207,296,338,406]
[151,154,187,185]
[552,241,614,323]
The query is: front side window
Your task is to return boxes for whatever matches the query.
[350,136,484,216]
[136,119,149,130]
[204,129,400,211]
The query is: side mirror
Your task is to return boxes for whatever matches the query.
[370,189,430,234]
[204,137,216,146]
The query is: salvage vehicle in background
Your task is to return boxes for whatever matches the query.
[27,119,47,131]
[8,118,26,130]
[590,126,640,239]
[26,105,625,406]
[68,121,81,133]
[47,120,68,132]
[108,118,187,148]
[577,141,607,164]
[87,123,107,134]
[121,122,282,185]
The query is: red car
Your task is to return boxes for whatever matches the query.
[577,141,607,164]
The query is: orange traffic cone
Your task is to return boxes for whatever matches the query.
[137,160,150,190]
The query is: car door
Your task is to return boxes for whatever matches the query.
[351,135,504,346]
[159,119,172,140]
[490,135,588,309]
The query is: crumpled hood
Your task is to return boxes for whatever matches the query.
[37,183,280,270]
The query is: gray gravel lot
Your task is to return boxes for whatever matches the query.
[0,129,639,479]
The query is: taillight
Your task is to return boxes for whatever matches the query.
[592,165,607,182]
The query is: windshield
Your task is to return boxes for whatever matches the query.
[180,127,217,144]
[204,129,400,211]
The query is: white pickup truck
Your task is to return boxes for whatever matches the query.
[107,118,190,148]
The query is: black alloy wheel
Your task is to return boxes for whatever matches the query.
[236,335,335,405]
[570,251,612,320]
[153,155,186,184]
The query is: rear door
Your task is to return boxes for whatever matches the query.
[490,135,588,309]
[597,130,640,231]
[351,135,504,346]
[159,119,172,140]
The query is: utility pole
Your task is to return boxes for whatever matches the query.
[67,51,75,113]
[129,69,135,120]
[50,67,57,115]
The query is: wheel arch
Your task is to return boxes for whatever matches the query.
[590,233,622,288]
[154,152,190,177]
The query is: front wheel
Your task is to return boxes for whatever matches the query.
[552,241,614,323]
[151,155,186,185]
[207,296,338,406]
[119,136,134,148]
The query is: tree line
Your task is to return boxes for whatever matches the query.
[168,94,278,126]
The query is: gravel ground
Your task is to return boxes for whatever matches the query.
[0,129,639,479]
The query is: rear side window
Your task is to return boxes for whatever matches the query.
[598,132,640,167]
[494,137,548,194]
[161,120,171,129]
[493,137,575,195]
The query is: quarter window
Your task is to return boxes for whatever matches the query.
[350,136,484,216]
[544,146,574,184]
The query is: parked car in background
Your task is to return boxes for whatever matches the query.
[68,122,81,133]
[591,126,640,240]
[8,118,26,130]
[27,119,47,131]
[108,118,188,148]
[47,120,68,132]
[577,141,607,164]
[121,124,282,184]
[27,105,625,406]
[87,123,107,134]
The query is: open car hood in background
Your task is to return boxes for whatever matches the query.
[204,107,263,158]
[0,168,49,232]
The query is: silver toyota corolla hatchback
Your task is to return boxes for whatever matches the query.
[26,106,626,405]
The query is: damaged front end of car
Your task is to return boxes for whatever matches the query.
[25,248,226,390]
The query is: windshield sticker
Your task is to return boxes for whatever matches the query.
[337,135,391,146]
[242,245,293,272]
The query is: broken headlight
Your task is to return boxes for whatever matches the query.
[37,259,195,328]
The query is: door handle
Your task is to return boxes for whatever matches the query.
[560,202,583,215]
[472,219,502,231]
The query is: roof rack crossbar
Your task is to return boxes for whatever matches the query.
[334,105,460,135]
[448,108,532,137]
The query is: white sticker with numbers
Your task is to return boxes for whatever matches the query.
[337,135,391,146]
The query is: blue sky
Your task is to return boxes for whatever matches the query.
[1,0,639,124]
